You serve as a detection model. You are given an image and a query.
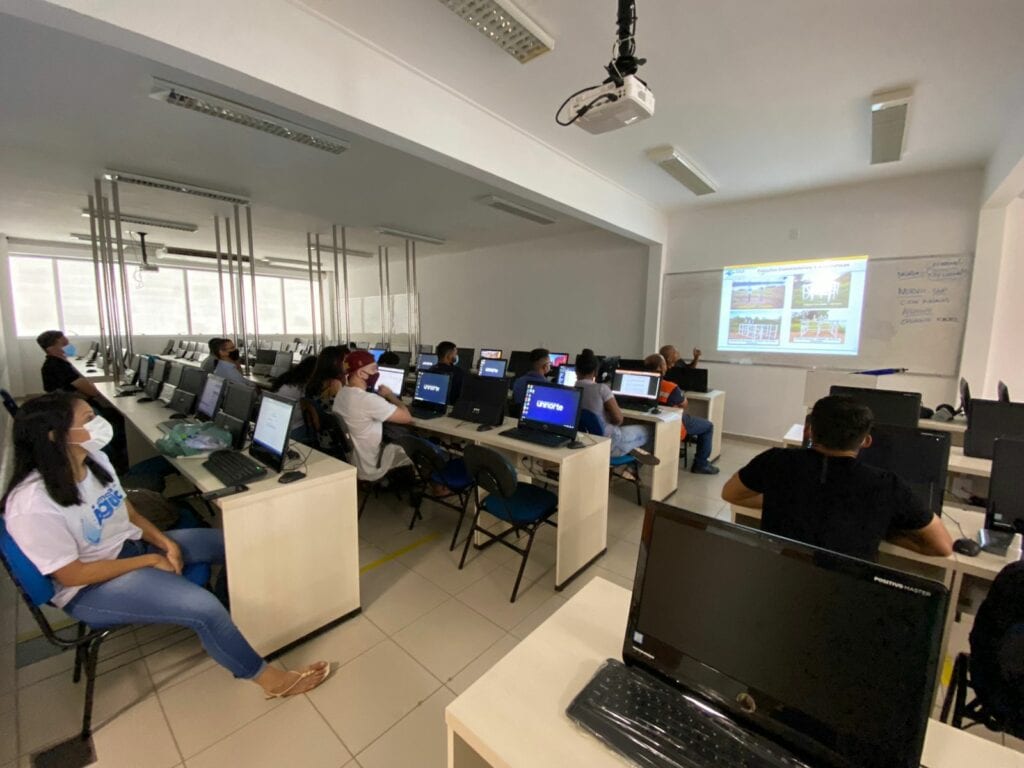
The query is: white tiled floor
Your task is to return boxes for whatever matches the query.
[4,437,1020,766]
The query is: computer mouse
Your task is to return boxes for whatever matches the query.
[168,413,187,420]
[476,424,493,432]
[287,449,300,459]
[278,470,306,484]
[952,538,982,557]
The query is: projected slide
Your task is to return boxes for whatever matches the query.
[717,256,868,355]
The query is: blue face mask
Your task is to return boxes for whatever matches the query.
[63,343,77,357]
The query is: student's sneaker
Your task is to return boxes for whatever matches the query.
[691,463,720,475]
[628,448,661,466]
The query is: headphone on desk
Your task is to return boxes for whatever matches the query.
[931,403,959,422]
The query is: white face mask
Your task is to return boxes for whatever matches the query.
[70,415,114,453]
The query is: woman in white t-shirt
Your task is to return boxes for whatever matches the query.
[3,393,329,699]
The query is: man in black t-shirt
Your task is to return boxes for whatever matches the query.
[430,341,464,403]
[721,395,953,561]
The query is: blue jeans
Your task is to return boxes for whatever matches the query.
[683,413,714,468]
[607,424,650,457]
[63,529,266,680]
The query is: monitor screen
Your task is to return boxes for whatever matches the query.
[507,350,532,377]
[417,353,438,371]
[370,349,386,363]
[987,438,1024,533]
[964,399,1024,459]
[250,393,294,470]
[137,357,150,385]
[375,366,405,396]
[557,365,578,387]
[611,370,660,401]
[164,364,185,391]
[456,347,475,371]
[479,348,503,360]
[828,386,921,428]
[178,366,206,396]
[256,349,277,365]
[521,383,581,435]
[857,424,950,516]
[628,504,947,768]
[220,381,256,421]
[479,359,508,378]
[150,359,167,383]
[392,350,411,370]
[549,352,569,368]
[196,375,225,420]
[414,371,451,406]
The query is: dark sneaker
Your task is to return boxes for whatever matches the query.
[628,448,661,466]
[691,463,720,475]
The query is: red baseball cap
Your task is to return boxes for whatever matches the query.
[344,349,375,375]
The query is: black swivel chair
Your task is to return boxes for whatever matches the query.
[393,434,475,550]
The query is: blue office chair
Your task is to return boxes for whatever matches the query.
[393,434,475,550]
[459,445,558,602]
[578,409,643,506]
[0,516,210,763]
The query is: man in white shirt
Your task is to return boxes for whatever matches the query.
[332,349,412,481]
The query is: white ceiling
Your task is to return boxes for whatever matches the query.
[304,0,1024,208]
[0,13,601,260]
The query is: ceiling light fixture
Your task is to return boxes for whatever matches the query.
[375,226,446,246]
[478,195,555,225]
[70,232,166,250]
[265,259,326,272]
[103,170,250,205]
[80,209,198,232]
[150,77,350,155]
[870,87,912,164]
[645,146,717,196]
[437,0,554,63]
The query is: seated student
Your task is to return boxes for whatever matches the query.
[721,395,953,561]
[512,348,552,407]
[378,351,401,367]
[270,355,317,437]
[431,341,464,402]
[200,338,232,374]
[332,350,412,481]
[305,346,347,413]
[644,353,718,475]
[36,330,129,474]
[3,393,329,698]
[969,561,1024,736]
[576,354,659,470]
[659,344,701,370]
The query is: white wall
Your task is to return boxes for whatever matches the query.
[982,198,1024,398]
[664,168,985,440]
[345,229,650,359]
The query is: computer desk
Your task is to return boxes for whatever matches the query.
[446,578,1021,768]
[920,416,968,446]
[407,412,612,591]
[730,503,1020,698]
[96,381,360,657]
[616,407,682,501]
[682,389,725,461]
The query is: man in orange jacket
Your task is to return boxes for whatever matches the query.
[645,354,719,474]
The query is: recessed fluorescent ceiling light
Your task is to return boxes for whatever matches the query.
[103,170,250,205]
[478,195,555,225]
[437,0,554,63]
[80,209,197,232]
[870,87,912,164]
[376,227,446,246]
[645,146,717,196]
[150,77,350,155]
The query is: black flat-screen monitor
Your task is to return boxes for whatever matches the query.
[479,358,508,378]
[452,373,509,426]
[196,374,225,421]
[624,503,947,768]
[520,382,581,440]
[549,352,569,368]
[986,438,1024,534]
[666,366,709,393]
[964,399,1024,459]
[417,353,438,371]
[178,366,206,396]
[456,347,475,371]
[370,349,386,363]
[507,350,532,378]
[256,349,276,366]
[998,380,1011,404]
[249,392,294,472]
[137,356,150,386]
[143,359,168,398]
[828,386,921,428]
[392,350,412,370]
[413,371,451,410]
[479,348,502,361]
[165,362,185,389]
[858,424,950,516]
[219,380,257,422]
[168,389,196,416]
[616,357,646,372]
[557,364,577,387]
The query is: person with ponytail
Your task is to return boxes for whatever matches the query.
[3,393,330,698]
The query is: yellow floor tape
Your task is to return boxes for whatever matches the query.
[360,532,441,574]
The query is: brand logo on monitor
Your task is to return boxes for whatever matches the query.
[872,576,930,597]
[423,384,440,393]
[535,399,564,412]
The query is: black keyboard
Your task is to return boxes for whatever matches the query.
[410,406,444,420]
[202,450,268,486]
[498,427,569,448]
[567,660,808,768]
[620,401,658,413]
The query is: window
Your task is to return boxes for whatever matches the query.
[128,268,188,335]
[254,276,285,334]
[57,260,102,336]
[187,271,224,335]
[9,257,59,335]
[282,278,319,335]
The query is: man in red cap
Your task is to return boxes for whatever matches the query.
[333,349,412,481]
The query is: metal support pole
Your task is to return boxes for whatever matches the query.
[225,219,238,339]
[383,246,392,348]
[109,180,134,367]
[93,181,118,369]
[306,233,318,352]
[377,246,386,347]
[246,206,260,355]
[331,225,341,344]
[341,226,351,344]
[411,241,420,353]
[214,215,227,336]
[86,195,108,374]
[99,195,124,378]
[404,240,413,354]
[315,233,326,346]
[233,205,248,374]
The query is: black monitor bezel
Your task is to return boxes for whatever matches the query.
[518,381,581,438]
[986,437,1024,533]
[828,385,921,428]
[478,358,508,378]
[248,391,294,472]
[610,369,661,402]
[195,374,226,421]
[965,399,1024,459]
[857,423,950,517]
[178,367,207,396]
[413,370,451,410]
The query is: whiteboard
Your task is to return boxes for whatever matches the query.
[660,254,973,377]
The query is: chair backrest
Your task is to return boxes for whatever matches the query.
[393,434,448,482]
[299,398,321,434]
[1,389,18,417]
[463,445,518,499]
[970,561,1024,724]
[577,409,606,437]
[329,412,355,457]
[0,516,55,606]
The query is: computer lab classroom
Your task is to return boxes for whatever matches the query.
[1,2,1024,768]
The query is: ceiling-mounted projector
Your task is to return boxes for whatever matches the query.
[556,0,654,134]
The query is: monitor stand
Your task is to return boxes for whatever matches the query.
[979,528,1016,556]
